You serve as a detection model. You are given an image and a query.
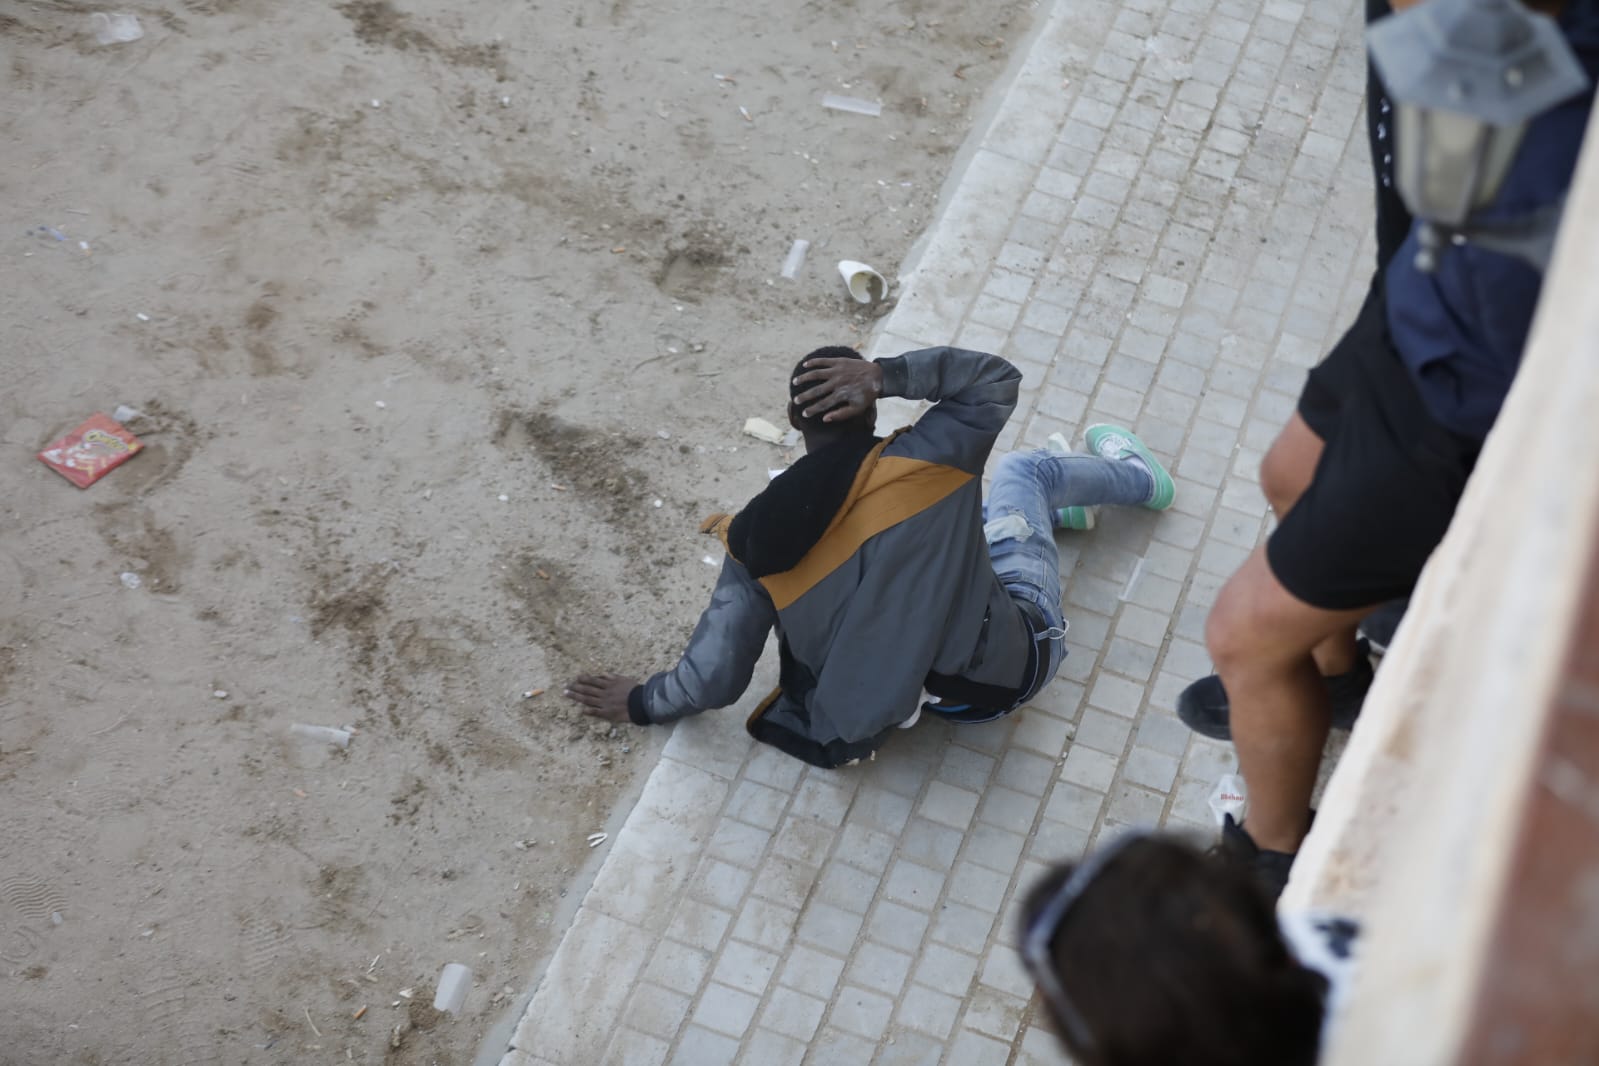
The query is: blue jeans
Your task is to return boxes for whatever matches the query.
[983,449,1155,697]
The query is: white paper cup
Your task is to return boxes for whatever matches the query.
[836,260,887,303]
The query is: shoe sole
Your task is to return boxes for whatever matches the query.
[1084,423,1176,511]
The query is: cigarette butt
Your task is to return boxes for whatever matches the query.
[611,246,626,253]
[536,569,550,580]
[293,788,307,798]
[353,1005,368,1020]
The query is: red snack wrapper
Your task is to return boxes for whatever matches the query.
[37,413,144,488]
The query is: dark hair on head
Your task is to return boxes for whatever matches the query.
[1020,836,1327,1066]
[790,346,871,434]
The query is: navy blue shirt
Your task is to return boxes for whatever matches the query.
[1385,0,1599,440]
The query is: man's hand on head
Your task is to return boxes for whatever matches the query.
[792,357,884,423]
[565,673,640,724]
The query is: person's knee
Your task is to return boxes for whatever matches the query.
[1204,577,1258,677]
[993,450,1031,481]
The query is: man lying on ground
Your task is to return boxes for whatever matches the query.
[566,345,1174,767]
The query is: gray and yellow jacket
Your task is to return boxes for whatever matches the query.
[626,347,1032,767]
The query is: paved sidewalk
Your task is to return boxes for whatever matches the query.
[503,0,1374,1060]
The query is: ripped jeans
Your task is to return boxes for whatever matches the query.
[982,449,1155,693]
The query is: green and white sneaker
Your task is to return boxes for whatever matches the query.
[1045,432,1099,531]
[1083,423,1176,511]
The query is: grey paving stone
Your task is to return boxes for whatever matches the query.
[731,896,800,955]
[947,861,1011,915]
[846,941,916,997]
[778,945,845,1001]
[883,858,947,912]
[667,899,734,954]
[668,1024,738,1066]
[962,825,1028,874]
[976,785,1044,831]
[895,983,963,1041]
[995,748,1057,798]
[1044,780,1108,832]
[1088,672,1145,717]
[937,743,998,792]
[916,779,979,831]
[790,774,856,827]
[1106,782,1168,827]
[1123,746,1182,793]
[816,861,882,917]
[900,817,965,871]
[964,985,1029,1045]
[645,939,712,994]
[691,982,761,1039]
[767,816,835,868]
[707,818,771,870]
[835,821,897,877]
[602,1028,670,1066]
[795,901,864,957]
[713,939,779,994]
[744,1029,805,1066]
[1031,816,1093,865]
[1074,707,1133,754]
[911,942,983,1001]
[750,855,820,911]
[727,779,790,832]
[867,899,932,949]
[758,986,827,1043]
[743,745,805,793]
[693,857,753,911]
[949,1027,1014,1066]
[831,985,895,1039]
[811,1027,879,1062]
[1010,710,1071,759]
[626,982,692,1041]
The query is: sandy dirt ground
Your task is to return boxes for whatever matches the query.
[0,1,1033,1062]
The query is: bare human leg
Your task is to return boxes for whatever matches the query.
[1206,548,1371,853]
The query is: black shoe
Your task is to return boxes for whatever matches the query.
[1211,814,1296,900]
[1175,640,1374,742]
[1358,598,1409,656]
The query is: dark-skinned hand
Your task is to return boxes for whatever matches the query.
[792,356,884,423]
[565,673,639,724]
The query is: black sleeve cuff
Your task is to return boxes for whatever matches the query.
[874,356,908,399]
[627,685,652,726]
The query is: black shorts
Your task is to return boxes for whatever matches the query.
[1267,280,1480,611]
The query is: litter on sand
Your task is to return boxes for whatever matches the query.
[837,260,888,304]
[820,93,882,117]
[586,832,608,848]
[433,964,472,1016]
[741,417,785,444]
[89,12,143,45]
[779,238,810,280]
[37,413,143,488]
[290,723,353,749]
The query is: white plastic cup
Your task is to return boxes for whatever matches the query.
[780,239,810,280]
[820,93,883,117]
[837,260,887,304]
[90,12,144,45]
[290,723,352,749]
[433,963,473,1015]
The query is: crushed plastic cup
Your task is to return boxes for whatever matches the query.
[89,12,144,45]
[433,963,472,1016]
[742,417,785,444]
[836,260,887,304]
[290,723,352,749]
[119,571,142,590]
[1208,773,1249,827]
[820,93,882,117]
[779,239,810,280]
